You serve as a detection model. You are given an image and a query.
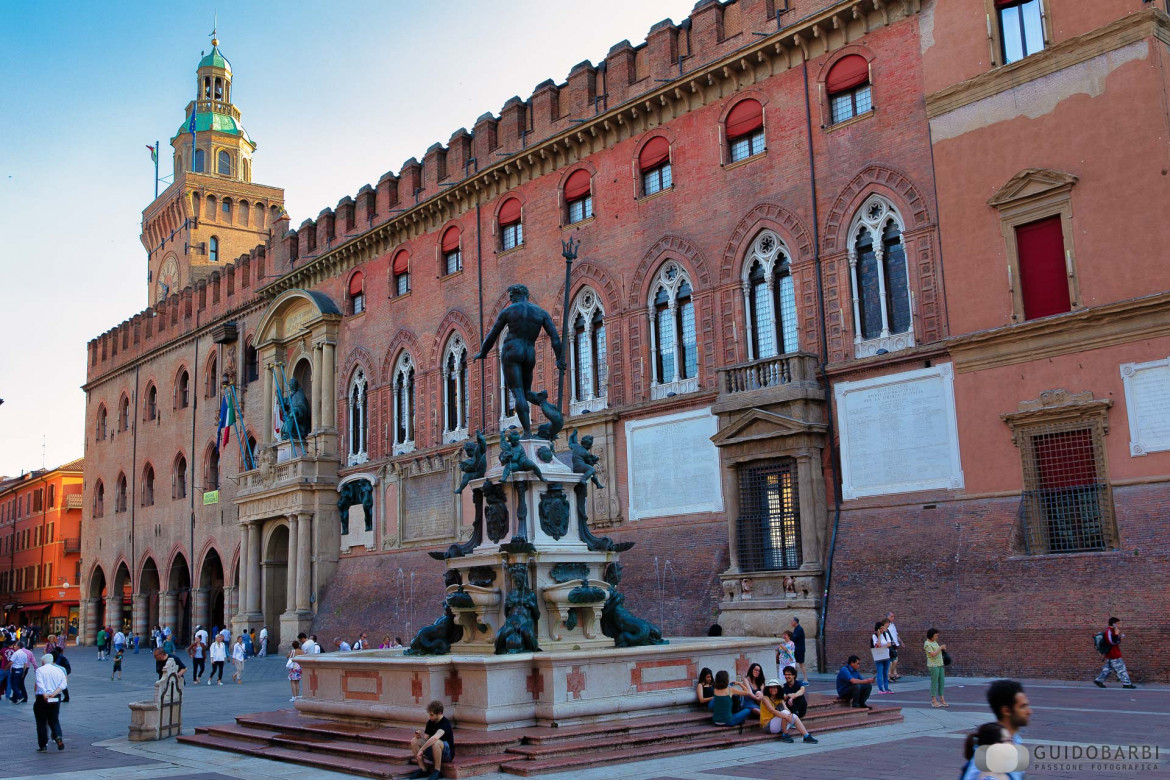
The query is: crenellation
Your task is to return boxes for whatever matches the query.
[531,79,561,138]
[565,60,599,120]
[398,158,422,205]
[317,208,336,248]
[355,184,376,227]
[605,41,638,104]
[336,196,356,235]
[447,128,473,178]
[422,142,447,199]
[299,218,317,257]
[646,18,681,83]
[472,112,499,164]
[690,0,724,52]
[498,97,528,152]
[376,172,398,216]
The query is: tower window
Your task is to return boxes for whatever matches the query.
[218,151,232,175]
[392,250,411,296]
[639,137,672,196]
[441,227,462,275]
[498,198,523,251]
[194,149,205,173]
[564,170,593,224]
[209,236,219,262]
[214,77,223,100]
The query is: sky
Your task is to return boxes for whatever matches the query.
[0,0,695,478]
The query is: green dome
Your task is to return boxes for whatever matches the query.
[199,44,232,74]
[172,111,255,147]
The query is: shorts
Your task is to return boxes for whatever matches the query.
[794,647,806,663]
[424,741,453,764]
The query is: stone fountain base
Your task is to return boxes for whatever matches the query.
[294,636,775,731]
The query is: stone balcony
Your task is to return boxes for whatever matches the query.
[712,352,825,416]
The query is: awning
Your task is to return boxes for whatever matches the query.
[18,603,51,612]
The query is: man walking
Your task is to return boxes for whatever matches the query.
[790,617,808,684]
[259,626,268,657]
[962,680,1031,780]
[96,627,108,660]
[1094,617,1137,689]
[8,641,31,703]
[112,628,126,657]
[33,654,67,751]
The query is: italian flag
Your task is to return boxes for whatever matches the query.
[146,144,157,163]
[218,393,235,450]
[272,387,284,438]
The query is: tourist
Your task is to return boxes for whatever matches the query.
[189,634,206,684]
[219,627,231,647]
[759,678,817,743]
[380,635,393,649]
[960,680,1031,780]
[111,646,124,681]
[353,632,370,650]
[790,617,808,684]
[334,637,351,652]
[242,630,254,659]
[287,640,303,701]
[0,640,11,697]
[43,634,58,656]
[259,626,269,657]
[695,667,716,709]
[152,647,187,679]
[162,631,176,656]
[924,628,947,707]
[248,628,257,657]
[886,612,903,680]
[710,670,751,730]
[871,619,893,694]
[310,634,322,652]
[112,628,126,656]
[836,655,874,709]
[50,646,71,703]
[208,634,227,684]
[96,627,108,660]
[297,632,316,654]
[408,699,455,780]
[8,641,31,703]
[132,632,141,653]
[195,624,208,645]
[781,666,808,719]
[961,722,1017,780]
[776,631,797,680]
[393,637,404,648]
[231,636,247,683]
[1094,617,1137,689]
[740,663,766,715]
[33,654,67,752]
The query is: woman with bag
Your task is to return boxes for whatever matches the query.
[924,628,948,707]
[287,640,304,701]
[871,620,892,694]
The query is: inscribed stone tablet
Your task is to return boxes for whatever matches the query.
[835,364,964,499]
[402,471,454,541]
[1121,358,1170,456]
[626,408,723,520]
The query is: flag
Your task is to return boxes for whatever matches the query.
[188,111,197,134]
[146,144,157,163]
[217,393,235,450]
[272,386,284,438]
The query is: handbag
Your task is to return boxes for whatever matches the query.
[942,650,953,667]
[871,634,890,662]
[285,656,296,669]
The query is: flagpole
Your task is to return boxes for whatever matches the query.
[154,141,160,198]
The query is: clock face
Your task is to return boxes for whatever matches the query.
[156,257,179,302]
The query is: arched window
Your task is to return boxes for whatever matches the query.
[570,288,608,415]
[194,148,205,173]
[202,76,211,99]
[393,352,416,454]
[347,368,368,466]
[743,230,799,361]
[218,150,232,175]
[93,480,105,518]
[392,250,411,296]
[205,446,220,491]
[206,354,218,398]
[206,195,216,220]
[244,340,259,384]
[442,334,469,443]
[564,170,593,224]
[848,195,913,357]
[176,369,190,408]
[648,261,699,399]
[115,473,128,513]
[141,464,155,507]
[238,200,249,226]
[348,272,365,315]
[96,405,108,440]
[725,99,765,163]
[144,383,158,421]
[173,454,187,500]
[498,198,523,250]
[209,236,219,262]
[826,55,872,124]
[214,77,223,100]
[441,227,462,275]
[639,137,672,196]
[118,395,130,432]
[221,197,232,221]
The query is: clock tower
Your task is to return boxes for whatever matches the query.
[141,34,285,305]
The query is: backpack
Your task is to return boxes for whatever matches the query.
[1093,631,1108,655]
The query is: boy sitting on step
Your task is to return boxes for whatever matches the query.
[409,700,455,780]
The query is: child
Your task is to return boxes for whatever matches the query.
[408,700,455,780]
[111,647,124,681]
[132,633,140,654]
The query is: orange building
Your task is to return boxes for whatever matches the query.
[0,459,85,640]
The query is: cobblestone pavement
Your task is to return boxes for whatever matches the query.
[1,650,1165,780]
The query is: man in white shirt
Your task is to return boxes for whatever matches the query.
[8,641,30,703]
[194,625,208,645]
[297,633,318,654]
[33,654,68,751]
[334,637,352,652]
[886,612,903,681]
[113,630,126,655]
[353,632,369,651]
[259,626,269,657]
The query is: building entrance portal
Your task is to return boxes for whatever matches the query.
[263,524,289,650]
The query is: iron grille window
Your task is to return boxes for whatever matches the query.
[737,459,802,572]
[1019,425,1115,554]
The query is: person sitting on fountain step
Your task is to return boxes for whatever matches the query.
[760,678,818,743]
[711,670,753,731]
[408,700,455,780]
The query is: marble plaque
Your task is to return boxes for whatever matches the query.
[402,471,454,541]
[1121,357,1170,456]
[835,364,964,499]
[625,408,723,521]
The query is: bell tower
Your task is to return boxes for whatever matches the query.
[141,32,285,305]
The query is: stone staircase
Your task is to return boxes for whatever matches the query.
[177,693,902,778]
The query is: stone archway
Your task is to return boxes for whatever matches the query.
[263,524,290,650]
[85,565,107,645]
[138,557,161,640]
[110,561,133,635]
[168,552,192,645]
[198,549,226,635]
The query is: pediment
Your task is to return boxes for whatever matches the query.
[711,408,827,447]
[987,168,1078,209]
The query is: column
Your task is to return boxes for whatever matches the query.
[285,515,299,613]
[796,454,824,570]
[161,590,178,633]
[223,585,237,622]
[741,282,755,362]
[105,595,122,633]
[132,593,150,638]
[237,523,249,620]
[322,342,336,428]
[295,513,312,612]
[668,300,682,382]
[311,344,323,433]
[874,246,891,338]
[848,252,863,344]
[192,587,210,632]
[246,522,262,615]
[84,597,100,645]
[646,305,659,385]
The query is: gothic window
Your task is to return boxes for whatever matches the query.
[498,198,523,250]
[564,169,593,224]
[737,459,802,571]
[93,480,105,518]
[570,288,608,415]
[209,235,219,262]
[348,271,365,315]
[173,454,187,500]
[648,261,699,399]
[205,445,220,491]
[847,196,914,358]
[144,383,158,421]
[218,150,231,176]
[115,473,127,513]
[826,55,872,124]
[743,230,799,362]
[393,352,416,455]
[194,148,205,173]
[141,464,155,507]
[118,395,130,432]
[725,99,765,163]
[441,227,462,275]
[639,137,672,196]
[96,405,108,440]
[176,369,190,408]
[206,353,219,399]
[442,333,469,443]
[392,250,410,296]
[347,368,369,466]
[244,341,259,383]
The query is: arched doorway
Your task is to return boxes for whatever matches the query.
[263,524,289,649]
[169,552,192,645]
[87,565,107,644]
[111,561,133,634]
[199,549,226,632]
[139,557,161,640]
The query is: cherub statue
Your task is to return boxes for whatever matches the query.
[454,430,488,494]
[568,430,604,489]
[499,429,545,482]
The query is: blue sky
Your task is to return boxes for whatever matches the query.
[0,0,693,476]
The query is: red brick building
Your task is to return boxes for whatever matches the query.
[81,0,1169,678]
[0,459,84,640]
